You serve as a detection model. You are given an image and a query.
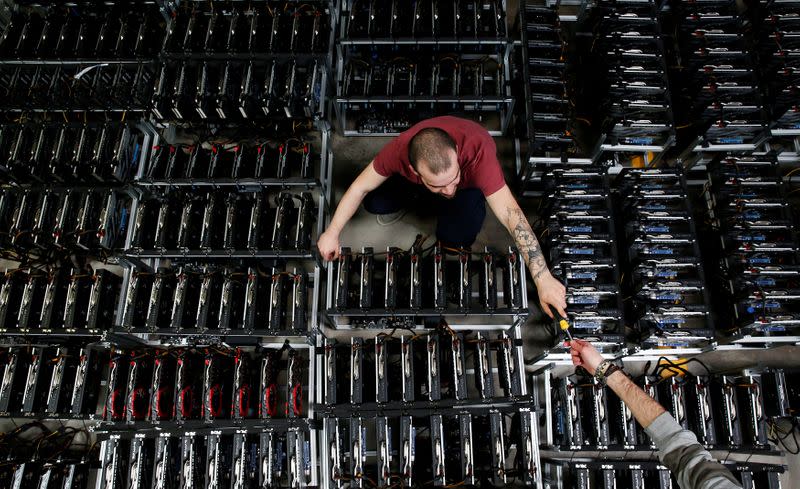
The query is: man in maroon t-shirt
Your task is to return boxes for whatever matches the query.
[317,116,567,318]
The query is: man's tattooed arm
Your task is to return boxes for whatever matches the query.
[486,185,566,317]
[506,206,550,282]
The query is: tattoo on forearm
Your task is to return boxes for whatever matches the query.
[507,207,548,281]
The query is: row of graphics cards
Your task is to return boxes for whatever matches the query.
[344,0,506,40]
[539,166,723,349]
[0,62,156,112]
[0,268,119,333]
[704,156,800,339]
[322,331,524,405]
[541,169,626,347]
[97,428,312,489]
[550,371,770,451]
[0,346,103,417]
[0,2,331,59]
[162,4,330,55]
[151,58,324,121]
[0,188,132,252]
[341,55,504,98]
[593,0,675,153]
[0,122,141,185]
[755,2,800,136]
[336,1,513,135]
[673,0,768,151]
[0,345,308,422]
[0,58,324,117]
[0,5,163,59]
[617,169,714,347]
[120,265,309,334]
[523,4,571,155]
[129,190,316,257]
[0,459,93,489]
[329,244,525,316]
[143,139,315,183]
[542,459,783,489]
[103,347,308,423]
[321,409,540,488]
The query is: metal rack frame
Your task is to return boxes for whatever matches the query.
[332,0,515,136]
[323,247,529,329]
[314,319,540,489]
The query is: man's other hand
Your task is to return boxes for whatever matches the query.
[535,272,567,319]
[569,339,604,375]
[317,230,341,262]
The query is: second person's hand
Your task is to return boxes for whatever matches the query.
[568,339,605,375]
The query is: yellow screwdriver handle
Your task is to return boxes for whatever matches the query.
[558,319,574,341]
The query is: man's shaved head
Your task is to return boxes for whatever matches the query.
[408,128,457,175]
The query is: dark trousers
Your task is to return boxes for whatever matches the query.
[363,176,486,248]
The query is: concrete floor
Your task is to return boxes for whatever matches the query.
[330,133,523,254]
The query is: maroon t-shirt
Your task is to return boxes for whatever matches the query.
[372,116,506,197]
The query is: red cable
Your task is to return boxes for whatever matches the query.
[292,383,303,416]
[264,384,277,417]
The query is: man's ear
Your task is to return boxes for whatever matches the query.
[409,163,419,176]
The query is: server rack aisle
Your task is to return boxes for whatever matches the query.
[101,2,338,487]
[0,2,163,486]
[520,1,800,488]
[0,1,338,488]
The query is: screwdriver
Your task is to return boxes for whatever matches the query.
[559,317,574,342]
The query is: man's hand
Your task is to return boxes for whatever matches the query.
[316,162,388,262]
[568,339,605,375]
[317,230,341,262]
[534,272,567,319]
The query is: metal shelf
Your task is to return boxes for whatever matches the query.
[324,308,527,330]
[122,249,316,259]
[93,417,315,435]
[0,108,148,113]
[159,52,329,61]
[334,93,515,136]
[0,3,336,488]
[339,37,512,46]
[335,95,513,103]
[108,327,313,339]
[317,398,536,417]
[135,177,321,189]
[0,413,95,421]
[0,58,156,65]
[0,328,104,338]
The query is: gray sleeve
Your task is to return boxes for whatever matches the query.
[645,412,742,489]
